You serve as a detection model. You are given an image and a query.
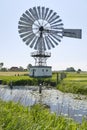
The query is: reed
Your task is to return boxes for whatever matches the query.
[0,100,87,130]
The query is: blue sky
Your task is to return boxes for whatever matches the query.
[0,0,87,71]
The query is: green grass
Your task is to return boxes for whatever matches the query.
[0,100,87,130]
[0,71,87,95]
[0,75,38,86]
[0,71,28,76]
[57,72,87,95]
[0,72,56,86]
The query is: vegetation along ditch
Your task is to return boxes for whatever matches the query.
[0,71,87,129]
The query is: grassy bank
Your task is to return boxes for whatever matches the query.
[0,71,55,86]
[0,100,87,130]
[0,71,87,95]
[57,72,87,95]
[0,75,39,86]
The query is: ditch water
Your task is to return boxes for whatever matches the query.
[0,85,87,123]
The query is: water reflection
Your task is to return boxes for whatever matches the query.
[0,86,87,123]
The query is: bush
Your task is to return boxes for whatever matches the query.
[8,79,38,86]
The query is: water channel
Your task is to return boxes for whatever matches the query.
[0,85,87,123]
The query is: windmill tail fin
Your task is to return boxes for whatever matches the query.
[63,29,82,39]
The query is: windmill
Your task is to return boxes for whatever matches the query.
[18,6,82,77]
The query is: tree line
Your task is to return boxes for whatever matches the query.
[0,62,82,72]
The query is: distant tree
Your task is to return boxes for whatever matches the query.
[1,67,7,71]
[0,63,4,70]
[19,66,24,71]
[77,69,81,73]
[27,64,32,70]
[66,67,76,72]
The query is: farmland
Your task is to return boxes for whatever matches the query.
[57,72,87,95]
[0,71,28,76]
[0,71,87,95]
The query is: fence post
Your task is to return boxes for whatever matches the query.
[39,83,42,94]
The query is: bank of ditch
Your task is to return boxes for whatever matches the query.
[0,72,87,95]
[0,100,87,130]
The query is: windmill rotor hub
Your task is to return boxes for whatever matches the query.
[32,19,51,37]
[39,26,44,32]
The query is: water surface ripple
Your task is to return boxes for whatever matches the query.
[0,86,87,123]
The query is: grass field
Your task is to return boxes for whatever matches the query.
[0,71,55,86]
[0,71,38,86]
[0,100,87,130]
[0,71,28,76]
[57,72,87,95]
[0,71,87,95]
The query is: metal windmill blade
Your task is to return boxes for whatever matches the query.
[18,6,64,51]
[18,6,82,51]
